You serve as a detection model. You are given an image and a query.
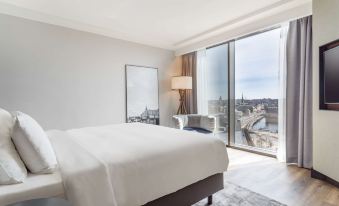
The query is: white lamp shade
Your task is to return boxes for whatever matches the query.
[171,76,192,90]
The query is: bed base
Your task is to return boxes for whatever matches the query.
[143,173,223,206]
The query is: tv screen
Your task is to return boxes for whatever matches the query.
[319,39,339,110]
[324,46,339,104]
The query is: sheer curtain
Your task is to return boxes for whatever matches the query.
[277,23,289,162]
[196,49,208,115]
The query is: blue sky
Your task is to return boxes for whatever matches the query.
[204,28,281,100]
[235,28,281,99]
[205,44,228,100]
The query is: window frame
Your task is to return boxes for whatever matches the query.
[201,26,283,158]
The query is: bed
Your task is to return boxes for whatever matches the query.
[0,123,229,206]
[0,172,64,205]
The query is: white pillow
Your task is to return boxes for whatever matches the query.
[11,112,58,174]
[0,108,27,184]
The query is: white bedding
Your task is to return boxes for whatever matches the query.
[0,123,228,206]
[0,172,64,205]
[48,123,229,206]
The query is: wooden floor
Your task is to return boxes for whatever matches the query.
[225,148,339,206]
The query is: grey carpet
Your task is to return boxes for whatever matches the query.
[194,181,287,206]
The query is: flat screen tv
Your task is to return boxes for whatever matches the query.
[320,39,339,111]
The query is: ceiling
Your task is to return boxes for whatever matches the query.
[0,0,311,50]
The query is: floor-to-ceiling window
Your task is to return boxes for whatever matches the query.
[197,27,284,156]
[233,28,281,155]
[197,44,228,143]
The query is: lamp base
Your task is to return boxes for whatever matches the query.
[177,89,188,115]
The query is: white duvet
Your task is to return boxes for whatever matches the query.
[48,123,229,206]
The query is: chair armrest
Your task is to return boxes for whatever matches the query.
[172,115,188,130]
[200,116,217,133]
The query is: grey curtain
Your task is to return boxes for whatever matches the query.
[182,52,197,114]
[286,16,312,168]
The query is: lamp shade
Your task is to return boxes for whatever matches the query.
[171,76,192,90]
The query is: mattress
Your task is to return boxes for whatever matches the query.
[0,123,228,206]
[49,123,229,206]
[0,171,64,206]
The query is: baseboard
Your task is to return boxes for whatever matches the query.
[311,169,339,188]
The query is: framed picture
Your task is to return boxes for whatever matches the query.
[125,65,159,125]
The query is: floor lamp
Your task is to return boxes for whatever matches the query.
[171,76,192,115]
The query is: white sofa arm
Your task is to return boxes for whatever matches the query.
[172,115,188,130]
[200,116,217,133]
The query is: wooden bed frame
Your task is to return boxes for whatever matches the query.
[144,173,224,206]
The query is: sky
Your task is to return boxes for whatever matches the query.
[235,28,281,99]
[204,28,281,100]
[205,44,228,100]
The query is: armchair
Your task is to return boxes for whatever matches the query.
[172,114,218,134]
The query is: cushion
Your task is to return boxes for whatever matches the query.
[187,115,202,128]
[0,108,27,185]
[183,127,212,134]
[11,112,58,174]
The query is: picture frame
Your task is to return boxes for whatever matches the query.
[125,64,160,125]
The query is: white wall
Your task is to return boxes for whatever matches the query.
[0,14,177,130]
[313,0,339,181]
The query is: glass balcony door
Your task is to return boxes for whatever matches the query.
[232,28,282,155]
[196,27,285,156]
[196,44,229,144]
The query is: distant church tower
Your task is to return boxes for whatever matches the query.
[218,96,223,113]
[144,106,149,117]
[241,93,244,104]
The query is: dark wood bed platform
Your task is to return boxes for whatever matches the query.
[144,173,224,206]
[7,174,223,206]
